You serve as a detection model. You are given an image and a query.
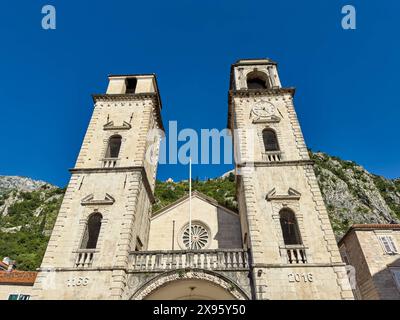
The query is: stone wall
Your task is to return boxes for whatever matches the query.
[341,228,400,299]
[0,284,34,300]
[148,194,242,250]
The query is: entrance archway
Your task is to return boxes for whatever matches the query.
[130,269,249,300]
[145,278,236,300]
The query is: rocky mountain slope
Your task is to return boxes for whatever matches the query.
[310,152,399,237]
[0,177,64,270]
[0,151,399,270]
[0,176,51,193]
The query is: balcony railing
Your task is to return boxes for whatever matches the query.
[263,151,282,162]
[75,249,96,268]
[284,245,307,264]
[129,249,249,272]
[102,158,119,168]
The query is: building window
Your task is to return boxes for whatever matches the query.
[80,213,103,249]
[378,235,398,254]
[262,129,279,151]
[391,269,400,292]
[246,71,269,90]
[8,294,30,300]
[135,237,143,251]
[125,78,137,94]
[181,223,210,250]
[105,135,122,158]
[279,209,302,245]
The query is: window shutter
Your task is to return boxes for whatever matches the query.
[388,237,398,254]
[379,236,393,254]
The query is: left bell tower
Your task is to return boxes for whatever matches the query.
[32,74,164,300]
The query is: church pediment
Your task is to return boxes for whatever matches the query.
[103,121,132,130]
[266,188,301,201]
[81,193,115,206]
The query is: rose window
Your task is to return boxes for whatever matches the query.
[182,224,210,250]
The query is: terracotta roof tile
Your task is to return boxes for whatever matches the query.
[351,224,400,230]
[0,271,37,285]
[339,224,400,245]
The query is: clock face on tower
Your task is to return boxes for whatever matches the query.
[251,101,276,118]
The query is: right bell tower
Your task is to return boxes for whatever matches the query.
[228,58,354,300]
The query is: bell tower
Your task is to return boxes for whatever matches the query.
[228,59,353,299]
[32,74,163,300]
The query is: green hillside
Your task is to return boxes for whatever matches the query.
[0,151,399,271]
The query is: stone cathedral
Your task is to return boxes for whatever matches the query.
[32,59,354,300]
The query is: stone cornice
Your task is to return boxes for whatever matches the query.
[92,92,159,102]
[69,166,155,204]
[231,59,278,67]
[103,121,132,131]
[251,262,347,269]
[81,193,115,206]
[229,87,296,98]
[37,267,126,272]
[266,188,301,201]
[236,160,314,168]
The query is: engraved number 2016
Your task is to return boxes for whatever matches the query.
[288,273,313,283]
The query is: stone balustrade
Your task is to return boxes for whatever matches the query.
[102,158,119,168]
[264,151,282,162]
[75,249,96,268]
[129,249,249,272]
[285,245,307,264]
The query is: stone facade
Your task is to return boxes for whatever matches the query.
[339,224,400,300]
[148,191,242,251]
[30,59,354,300]
[32,74,163,300]
[0,284,34,300]
[228,59,354,299]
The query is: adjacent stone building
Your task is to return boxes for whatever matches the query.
[31,58,353,300]
[0,260,37,300]
[339,224,400,300]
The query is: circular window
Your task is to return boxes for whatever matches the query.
[181,223,210,250]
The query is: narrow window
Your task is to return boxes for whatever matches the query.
[279,209,302,245]
[135,237,143,251]
[81,213,103,249]
[262,129,279,151]
[126,78,137,94]
[106,135,122,158]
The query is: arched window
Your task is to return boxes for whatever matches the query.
[262,129,279,151]
[81,213,102,249]
[246,71,269,89]
[279,209,302,245]
[106,135,122,158]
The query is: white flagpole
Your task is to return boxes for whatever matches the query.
[189,157,192,250]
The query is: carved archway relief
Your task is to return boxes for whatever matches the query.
[130,269,249,300]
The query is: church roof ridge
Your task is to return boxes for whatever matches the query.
[151,191,238,219]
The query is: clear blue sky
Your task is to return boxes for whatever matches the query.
[0,0,399,187]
